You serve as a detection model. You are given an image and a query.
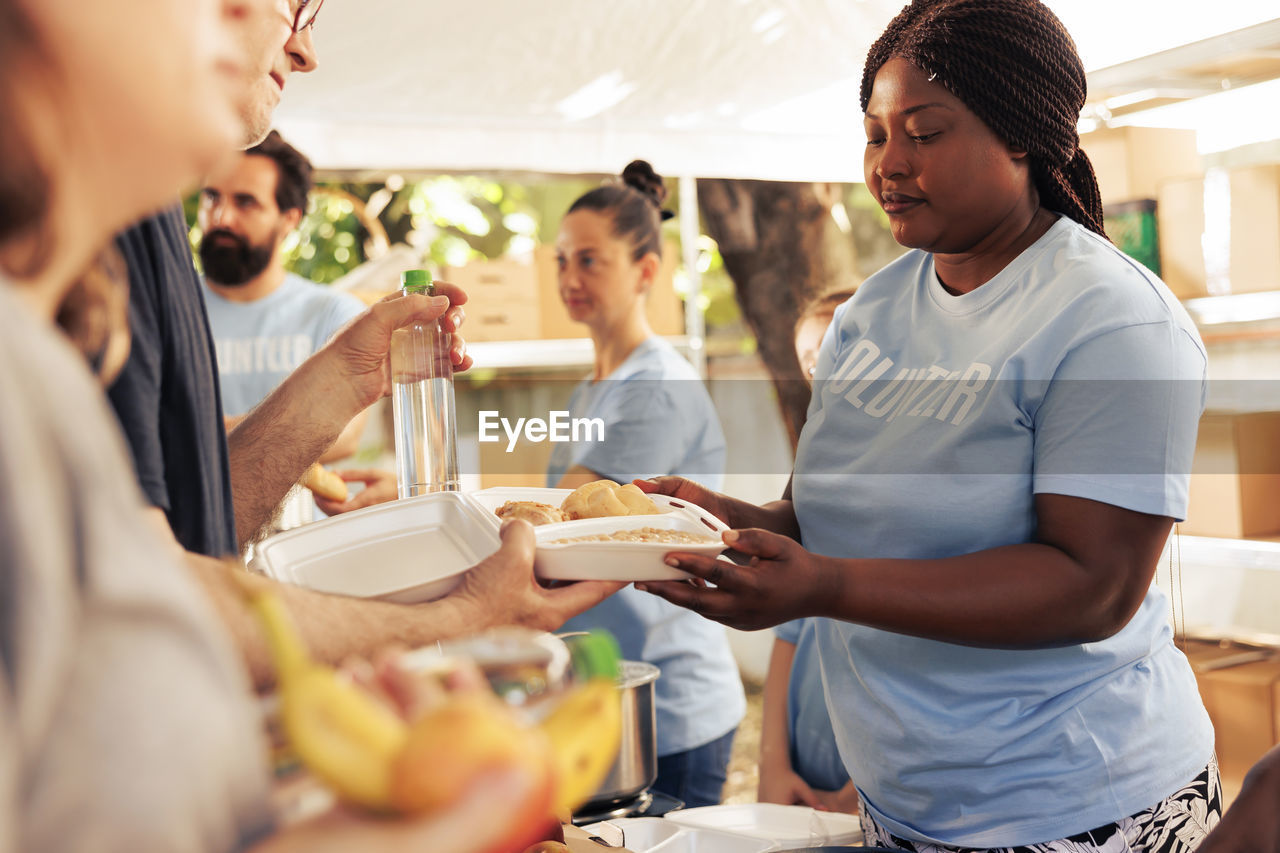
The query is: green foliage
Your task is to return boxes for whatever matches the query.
[184,172,890,354]
[286,190,367,283]
[693,237,742,330]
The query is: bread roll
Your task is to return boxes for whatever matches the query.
[495,501,566,526]
[560,480,619,519]
[616,483,661,515]
[560,480,660,519]
[301,462,348,502]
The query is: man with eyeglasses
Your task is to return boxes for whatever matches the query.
[105,0,619,690]
[236,0,323,147]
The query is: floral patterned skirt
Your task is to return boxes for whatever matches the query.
[860,755,1222,853]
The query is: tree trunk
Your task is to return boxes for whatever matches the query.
[697,179,858,450]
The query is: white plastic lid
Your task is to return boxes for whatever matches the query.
[664,803,864,848]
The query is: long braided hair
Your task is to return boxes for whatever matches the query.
[860,0,1107,237]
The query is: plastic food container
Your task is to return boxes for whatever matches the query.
[398,627,575,710]
[581,817,775,853]
[249,491,500,603]
[664,804,865,849]
[534,514,726,581]
[472,486,729,582]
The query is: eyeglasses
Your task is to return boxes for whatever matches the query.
[293,0,324,32]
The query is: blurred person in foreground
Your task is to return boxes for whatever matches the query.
[0,1,553,850]
[101,0,621,691]
[198,129,367,528]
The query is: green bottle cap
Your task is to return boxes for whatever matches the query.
[401,269,434,294]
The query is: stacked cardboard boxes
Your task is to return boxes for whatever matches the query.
[441,244,685,343]
[439,259,541,342]
[1183,638,1280,801]
[1184,412,1280,538]
[1157,166,1280,299]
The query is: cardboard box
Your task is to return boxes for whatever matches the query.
[1082,126,1202,206]
[534,242,685,341]
[455,300,541,343]
[440,259,541,342]
[478,434,555,489]
[1183,639,1280,801]
[1153,167,1280,299]
[1228,165,1280,295]
[1157,177,1208,299]
[1183,412,1280,538]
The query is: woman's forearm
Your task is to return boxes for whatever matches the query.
[728,498,801,540]
[819,542,1144,647]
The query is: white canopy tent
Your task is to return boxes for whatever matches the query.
[275,0,1280,181]
[281,0,1280,376]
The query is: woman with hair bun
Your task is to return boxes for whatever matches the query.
[638,1,1220,849]
[548,160,745,807]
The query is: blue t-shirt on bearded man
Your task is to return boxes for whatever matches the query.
[203,272,364,417]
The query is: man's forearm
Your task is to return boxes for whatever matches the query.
[319,409,368,464]
[227,355,363,550]
[187,553,480,691]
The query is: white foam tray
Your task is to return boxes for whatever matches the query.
[473,487,729,581]
[664,803,864,849]
[250,491,499,603]
[535,514,725,581]
[581,817,774,853]
[250,487,733,597]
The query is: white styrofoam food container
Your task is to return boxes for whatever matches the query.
[535,514,726,581]
[250,492,500,603]
[664,803,864,849]
[472,486,729,581]
[470,486,725,529]
[581,817,774,853]
[468,486,574,520]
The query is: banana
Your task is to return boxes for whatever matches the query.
[244,581,408,811]
[242,575,623,823]
[539,678,623,815]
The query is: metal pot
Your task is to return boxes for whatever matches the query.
[579,660,660,810]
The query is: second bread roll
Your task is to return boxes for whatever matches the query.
[561,479,660,519]
[301,462,348,502]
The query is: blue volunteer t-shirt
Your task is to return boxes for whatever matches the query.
[549,337,745,756]
[793,216,1214,846]
[203,273,365,415]
[774,618,850,793]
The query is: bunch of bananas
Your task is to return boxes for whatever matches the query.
[242,578,622,828]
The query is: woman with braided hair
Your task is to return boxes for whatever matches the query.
[637,0,1219,850]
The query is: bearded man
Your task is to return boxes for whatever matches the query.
[199,130,366,526]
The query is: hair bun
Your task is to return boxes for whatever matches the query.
[621,160,667,209]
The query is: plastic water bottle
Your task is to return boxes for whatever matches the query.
[390,269,459,496]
